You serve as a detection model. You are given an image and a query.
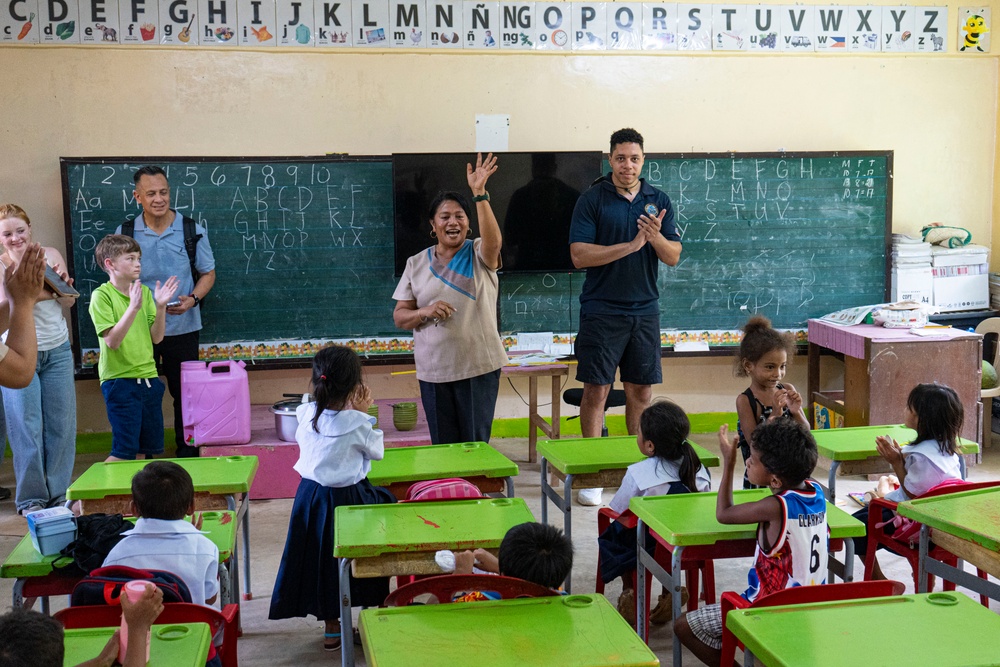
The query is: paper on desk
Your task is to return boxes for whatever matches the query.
[506,353,563,366]
[673,341,710,352]
[909,327,950,338]
[511,332,554,353]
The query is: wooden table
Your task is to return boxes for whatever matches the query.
[335,497,535,667]
[367,442,519,499]
[812,425,978,503]
[631,489,865,667]
[726,592,1000,666]
[66,456,258,601]
[538,435,720,592]
[807,320,982,444]
[359,594,659,667]
[1,511,239,612]
[502,359,569,463]
[63,622,211,666]
[897,486,1000,603]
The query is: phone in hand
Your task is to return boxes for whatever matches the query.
[167,300,182,308]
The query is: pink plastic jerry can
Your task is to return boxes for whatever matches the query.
[181,360,252,447]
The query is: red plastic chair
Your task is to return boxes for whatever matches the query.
[596,507,716,638]
[720,579,906,666]
[54,602,240,667]
[863,479,1000,606]
[384,574,557,606]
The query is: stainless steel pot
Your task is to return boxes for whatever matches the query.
[270,397,304,442]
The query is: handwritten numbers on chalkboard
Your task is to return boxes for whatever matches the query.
[63,158,397,363]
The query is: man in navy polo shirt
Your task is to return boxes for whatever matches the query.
[568,129,682,506]
[117,166,216,458]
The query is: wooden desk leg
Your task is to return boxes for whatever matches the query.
[528,376,538,463]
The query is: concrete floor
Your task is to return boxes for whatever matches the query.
[1,433,998,666]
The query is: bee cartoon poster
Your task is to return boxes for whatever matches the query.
[959,7,990,52]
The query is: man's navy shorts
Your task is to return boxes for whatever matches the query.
[574,313,662,386]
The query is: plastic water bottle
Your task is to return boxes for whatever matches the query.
[119,580,152,664]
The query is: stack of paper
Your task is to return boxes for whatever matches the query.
[891,234,932,268]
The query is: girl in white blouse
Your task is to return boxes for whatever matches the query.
[268,345,394,652]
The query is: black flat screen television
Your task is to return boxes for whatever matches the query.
[393,151,602,276]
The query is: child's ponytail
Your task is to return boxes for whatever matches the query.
[309,345,363,433]
[640,399,700,491]
[675,440,700,494]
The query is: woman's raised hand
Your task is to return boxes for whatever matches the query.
[467,152,498,194]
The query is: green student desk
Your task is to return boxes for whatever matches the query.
[1,511,239,612]
[897,486,1000,603]
[335,497,534,667]
[359,594,659,667]
[631,489,865,667]
[811,425,978,503]
[537,435,720,592]
[65,455,258,601]
[367,442,519,499]
[726,592,1000,667]
[63,622,212,666]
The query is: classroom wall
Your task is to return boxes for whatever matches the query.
[0,3,995,432]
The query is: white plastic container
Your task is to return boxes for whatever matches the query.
[119,580,152,664]
[25,507,77,556]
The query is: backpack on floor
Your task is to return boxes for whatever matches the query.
[71,565,192,606]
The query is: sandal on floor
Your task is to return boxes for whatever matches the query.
[616,589,636,626]
[649,586,690,625]
[323,632,341,651]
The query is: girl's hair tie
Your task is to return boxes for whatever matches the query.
[320,374,327,380]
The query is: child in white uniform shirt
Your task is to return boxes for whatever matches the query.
[853,382,965,579]
[268,345,395,653]
[103,461,219,607]
[598,400,711,626]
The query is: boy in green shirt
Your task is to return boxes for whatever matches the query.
[89,234,178,461]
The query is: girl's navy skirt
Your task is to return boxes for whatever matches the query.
[269,477,395,621]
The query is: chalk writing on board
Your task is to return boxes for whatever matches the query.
[498,152,889,335]
[63,158,398,366]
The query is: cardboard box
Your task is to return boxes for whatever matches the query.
[934,271,989,312]
[891,266,933,305]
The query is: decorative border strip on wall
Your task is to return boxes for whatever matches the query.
[2,1,991,54]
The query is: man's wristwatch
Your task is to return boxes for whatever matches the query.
[190,294,201,307]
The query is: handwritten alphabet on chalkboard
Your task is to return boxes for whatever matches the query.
[499,152,890,335]
[62,158,397,370]
[62,152,890,372]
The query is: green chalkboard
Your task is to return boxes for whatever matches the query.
[61,151,891,372]
[499,151,891,334]
[61,157,396,371]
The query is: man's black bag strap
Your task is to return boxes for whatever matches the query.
[121,213,202,285]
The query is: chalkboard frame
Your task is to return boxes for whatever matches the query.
[60,155,405,379]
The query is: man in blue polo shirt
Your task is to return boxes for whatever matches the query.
[568,129,682,505]
[117,166,216,458]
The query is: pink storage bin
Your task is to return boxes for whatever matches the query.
[181,360,251,446]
